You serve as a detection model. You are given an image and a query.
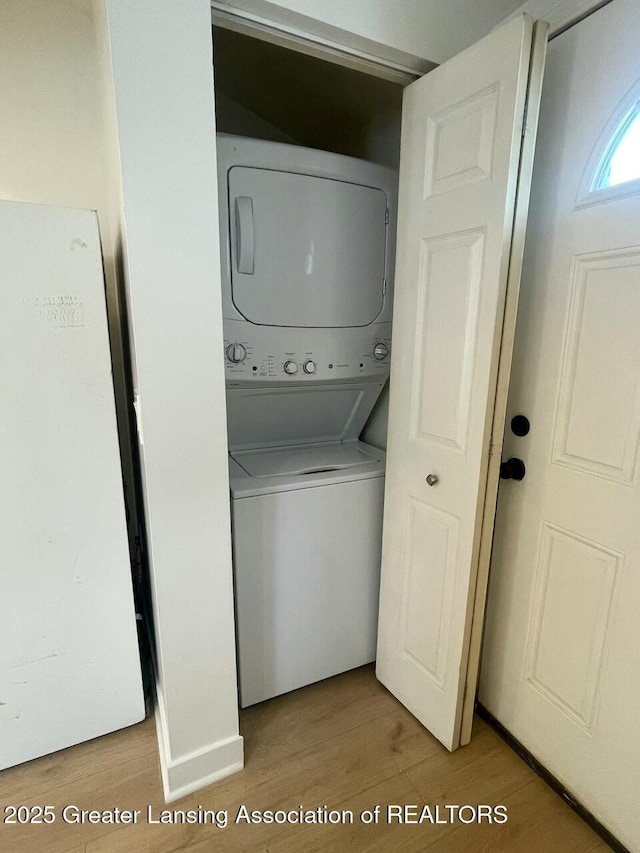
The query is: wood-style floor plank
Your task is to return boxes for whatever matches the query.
[240,663,397,769]
[0,665,612,853]
[420,778,612,853]
[0,715,157,805]
[0,750,163,853]
[86,705,443,853]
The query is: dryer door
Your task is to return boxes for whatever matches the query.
[228,167,388,327]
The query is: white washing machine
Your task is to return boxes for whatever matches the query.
[217,135,397,707]
[226,384,387,707]
[230,440,385,708]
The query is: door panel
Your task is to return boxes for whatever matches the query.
[525,522,621,732]
[397,499,458,688]
[412,231,485,449]
[480,1,640,848]
[376,14,546,751]
[553,248,640,482]
[424,86,499,197]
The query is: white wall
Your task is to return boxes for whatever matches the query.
[215,0,525,65]
[99,0,243,801]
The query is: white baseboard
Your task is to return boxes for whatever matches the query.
[154,687,244,803]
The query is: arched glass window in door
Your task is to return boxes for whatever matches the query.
[593,105,640,189]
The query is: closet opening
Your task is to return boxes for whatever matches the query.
[211,24,407,712]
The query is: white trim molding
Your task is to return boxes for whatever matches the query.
[210,1,432,83]
[502,0,614,36]
[155,688,244,803]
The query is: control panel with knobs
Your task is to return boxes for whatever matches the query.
[223,323,393,382]
[226,343,247,364]
[373,342,389,360]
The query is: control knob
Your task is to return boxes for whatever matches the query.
[226,343,247,364]
[283,360,298,375]
[303,360,317,374]
[373,342,389,360]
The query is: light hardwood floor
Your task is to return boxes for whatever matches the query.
[0,665,611,853]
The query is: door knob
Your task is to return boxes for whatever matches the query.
[426,473,439,486]
[511,414,530,436]
[499,458,526,481]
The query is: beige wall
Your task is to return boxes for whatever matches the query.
[0,0,138,553]
[1,0,104,210]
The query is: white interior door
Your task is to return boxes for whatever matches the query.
[377,14,547,751]
[480,1,640,848]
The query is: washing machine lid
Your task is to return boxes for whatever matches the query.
[228,166,388,328]
[226,381,385,451]
[229,439,386,498]
[231,441,379,478]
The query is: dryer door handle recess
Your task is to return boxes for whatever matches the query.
[235,196,255,274]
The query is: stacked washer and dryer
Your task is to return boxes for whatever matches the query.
[217,134,397,707]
